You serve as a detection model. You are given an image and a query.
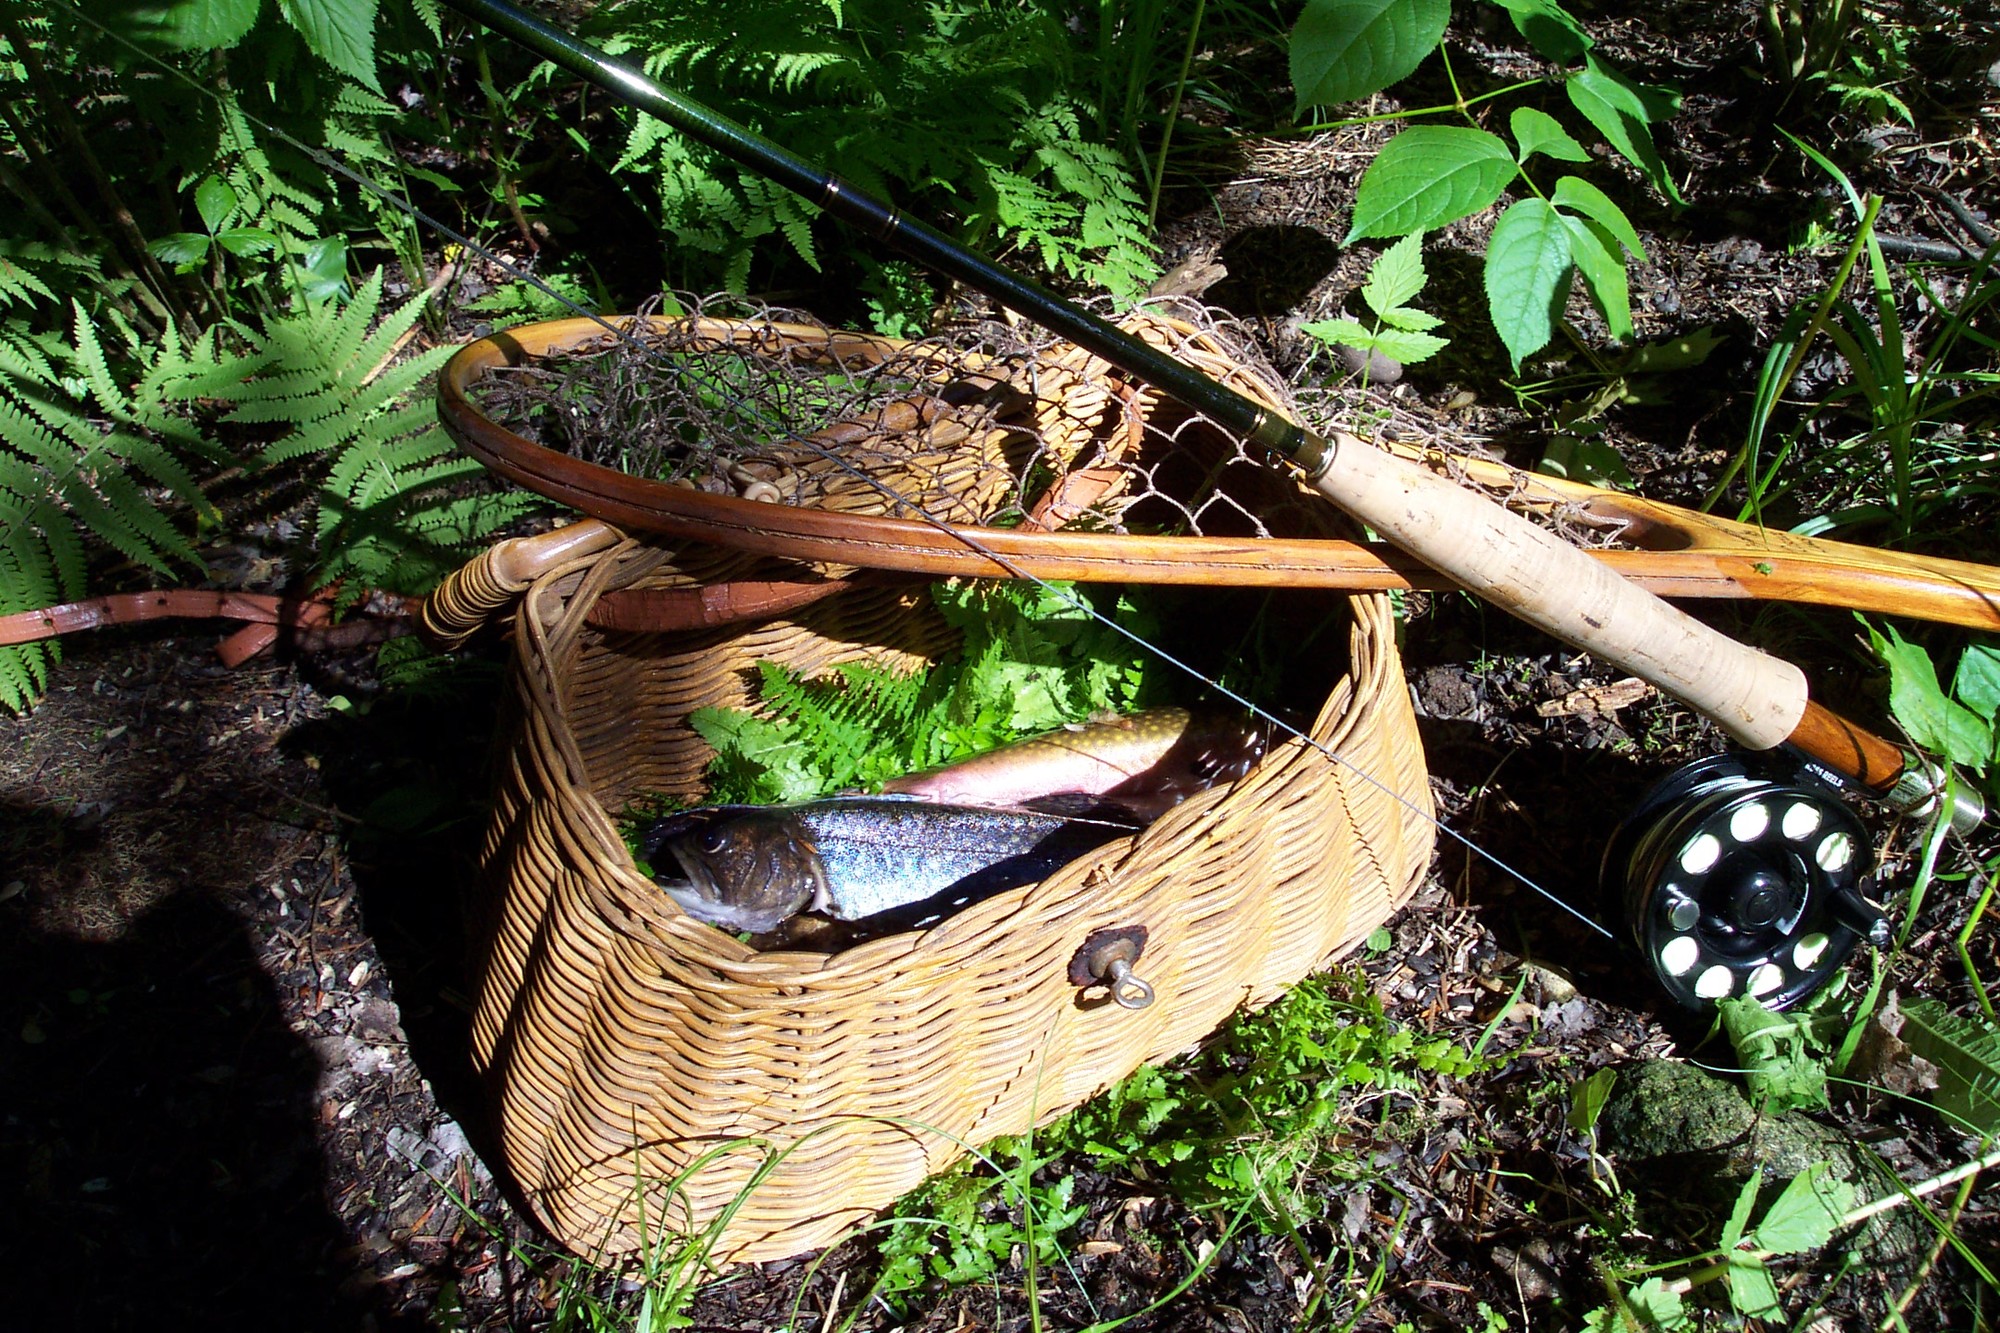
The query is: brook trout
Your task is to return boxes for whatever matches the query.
[881,707,1265,819]
[643,794,1137,933]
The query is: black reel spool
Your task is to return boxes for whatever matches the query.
[1603,754,1891,1011]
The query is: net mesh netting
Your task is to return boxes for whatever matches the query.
[465,293,1358,543]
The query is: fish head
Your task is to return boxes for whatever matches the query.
[1099,711,1269,818]
[656,809,826,933]
[1178,712,1269,787]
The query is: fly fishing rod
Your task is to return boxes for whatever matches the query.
[439,0,1985,1006]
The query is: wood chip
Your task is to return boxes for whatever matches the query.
[1535,676,1654,718]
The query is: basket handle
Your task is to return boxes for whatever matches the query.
[420,519,625,651]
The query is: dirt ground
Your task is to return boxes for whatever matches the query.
[4,1,2000,1329]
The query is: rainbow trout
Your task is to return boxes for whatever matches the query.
[880,706,1265,819]
[643,795,1137,933]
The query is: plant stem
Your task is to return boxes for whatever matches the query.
[1957,868,1998,1021]
[1704,194,1882,514]
[1145,0,1204,227]
[1288,79,1540,135]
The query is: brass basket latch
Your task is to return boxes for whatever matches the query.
[1069,926,1154,1010]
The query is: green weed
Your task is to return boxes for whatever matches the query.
[1290,0,1676,370]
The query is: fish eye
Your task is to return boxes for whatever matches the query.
[699,827,729,854]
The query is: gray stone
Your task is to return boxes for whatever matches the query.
[1598,1060,1924,1262]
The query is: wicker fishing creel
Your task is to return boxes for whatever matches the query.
[426,307,1437,1262]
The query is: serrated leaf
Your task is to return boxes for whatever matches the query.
[195,176,238,234]
[109,0,264,49]
[1562,214,1633,339]
[1347,127,1516,241]
[1551,176,1647,259]
[278,0,381,92]
[1377,305,1443,332]
[1865,621,1993,768]
[216,228,281,257]
[1900,997,2000,1132]
[1953,643,2000,720]
[1300,317,1378,350]
[149,233,210,265]
[1489,0,1592,61]
[1567,57,1684,205]
[1752,1163,1851,1255]
[1290,0,1450,111]
[1510,106,1589,163]
[1363,325,1449,363]
[1483,197,1572,369]
[1624,1276,1688,1329]
[1361,232,1429,315]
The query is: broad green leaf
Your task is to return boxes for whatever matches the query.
[1624,327,1721,373]
[1364,325,1449,363]
[1347,127,1516,241]
[1378,305,1443,332]
[1290,0,1451,111]
[278,0,381,91]
[1550,176,1647,259]
[1727,1253,1782,1317]
[108,0,263,49]
[1483,197,1572,369]
[1562,214,1633,339]
[1539,434,1633,489]
[1490,0,1592,62]
[194,177,238,234]
[1510,107,1589,163]
[1865,621,1993,768]
[148,233,210,265]
[1953,643,2000,720]
[1362,232,1429,315]
[1567,57,1684,204]
[1752,1163,1852,1255]
[1566,1067,1617,1134]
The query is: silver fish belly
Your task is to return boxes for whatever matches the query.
[792,796,1108,920]
[648,794,1134,929]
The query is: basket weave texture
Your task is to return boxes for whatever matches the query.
[426,306,1436,1262]
[426,531,1433,1263]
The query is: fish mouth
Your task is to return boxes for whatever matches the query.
[658,856,797,933]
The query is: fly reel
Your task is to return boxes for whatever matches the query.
[1603,754,1890,1011]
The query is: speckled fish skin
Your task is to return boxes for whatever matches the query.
[648,795,1134,929]
[879,707,1265,817]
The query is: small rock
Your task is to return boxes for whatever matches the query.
[1333,342,1404,385]
[1526,963,1578,1004]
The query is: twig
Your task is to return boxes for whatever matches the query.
[1842,1142,2000,1231]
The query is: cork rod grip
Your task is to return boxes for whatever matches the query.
[1305,431,1811,750]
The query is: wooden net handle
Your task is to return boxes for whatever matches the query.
[1304,430,1811,750]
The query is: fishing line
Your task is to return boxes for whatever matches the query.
[54,0,1615,941]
